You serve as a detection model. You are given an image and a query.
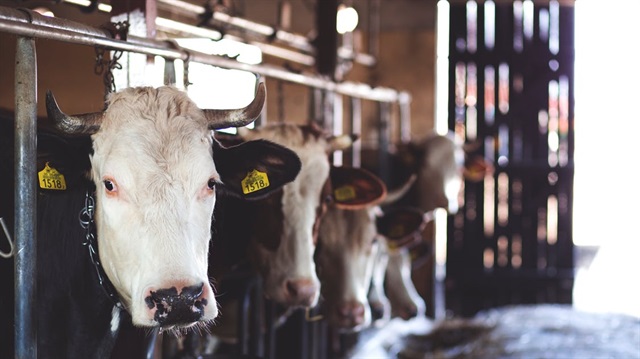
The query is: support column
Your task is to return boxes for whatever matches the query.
[14,36,37,359]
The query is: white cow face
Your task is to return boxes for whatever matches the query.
[238,123,355,308]
[385,248,426,320]
[316,166,388,331]
[45,83,288,330]
[317,206,381,331]
[89,88,219,327]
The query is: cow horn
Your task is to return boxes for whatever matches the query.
[203,81,266,130]
[381,174,416,206]
[46,90,103,135]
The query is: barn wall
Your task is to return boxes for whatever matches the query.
[0,34,105,116]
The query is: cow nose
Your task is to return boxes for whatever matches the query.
[335,301,366,328]
[145,283,208,326]
[284,279,319,307]
[399,304,419,320]
[369,300,389,321]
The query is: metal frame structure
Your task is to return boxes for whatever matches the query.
[0,5,411,358]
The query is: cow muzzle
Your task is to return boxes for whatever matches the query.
[283,278,320,308]
[144,282,211,327]
[332,300,368,331]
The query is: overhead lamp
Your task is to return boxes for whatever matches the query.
[336,4,359,34]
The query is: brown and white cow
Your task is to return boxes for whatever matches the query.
[371,207,429,322]
[316,171,415,331]
[396,131,491,214]
[370,132,491,322]
[213,123,357,309]
[10,82,302,357]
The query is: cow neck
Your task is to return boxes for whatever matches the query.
[79,190,124,310]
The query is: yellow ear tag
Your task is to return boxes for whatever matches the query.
[241,169,270,195]
[334,185,356,202]
[389,224,406,239]
[38,162,67,190]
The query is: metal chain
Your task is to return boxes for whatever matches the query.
[183,54,192,89]
[79,191,124,309]
[94,21,129,104]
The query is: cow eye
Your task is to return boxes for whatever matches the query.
[103,180,116,192]
[207,178,216,191]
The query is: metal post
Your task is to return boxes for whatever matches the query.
[332,93,343,166]
[399,92,412,144]
[350,97,362,167]
[377,102,391,184]
[14,36,37,359]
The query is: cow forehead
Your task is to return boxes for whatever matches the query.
[321,208,377,250]
[91,87,216,186]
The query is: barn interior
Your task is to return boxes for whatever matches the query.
[0,0,639,358]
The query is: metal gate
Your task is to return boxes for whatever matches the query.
[445,0,575,317]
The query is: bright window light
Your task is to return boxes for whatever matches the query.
[176,38,262,65]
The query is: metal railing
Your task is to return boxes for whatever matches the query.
[0,5,411,357]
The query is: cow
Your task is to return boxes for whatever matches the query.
[211,123,357,310]
[0,82,303,358]
[366,132,491,323]
[315,171,416,332]
[369,207,429,322]
[394,131,490,214]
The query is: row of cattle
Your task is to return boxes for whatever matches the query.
[0,82,487,358]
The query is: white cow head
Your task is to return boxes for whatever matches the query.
[316,169,412,331]
[45,83,298,329]
[237,123,355,308]
[397,132,492,214]
[375,207,430,320]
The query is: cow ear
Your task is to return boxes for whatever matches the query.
[37,130,93,191]
[213,139,301,200]
[327,133,358,153]
[463,154,493,182]
[376,207,426,249]
[330,166,387,210]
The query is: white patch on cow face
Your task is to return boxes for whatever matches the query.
[317,206,379,329]
[385,248,426,320]
[89,87,218,327]
[240,124,333,307]
[417,134,465,214]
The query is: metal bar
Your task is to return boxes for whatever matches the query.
[350,97,362,167]
[264,300,275,359]
[14,36,38,359]
[156,0,376,67]
[332,93,343,166]
[377,102,391,184]
[399,92,412,143]
[0,6,408,103]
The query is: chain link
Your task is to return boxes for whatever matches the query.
[78,191,124,310]
[94,21,129,104]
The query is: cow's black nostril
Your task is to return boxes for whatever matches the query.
[145,283,207,326]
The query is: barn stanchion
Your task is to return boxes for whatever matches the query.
[14,35,38,359]
[398,92,412,144]
[350,97,362,167]
[263,299,276,359]
[248,277,263,357]
[377,101,392,184]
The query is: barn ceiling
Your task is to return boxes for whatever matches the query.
[0,0,437,33]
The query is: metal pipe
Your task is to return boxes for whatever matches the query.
[350,97,362,167]
[0,6,409,103]
[399,92,412,143]
[157,0,313,53]
[377,102,391,184]
[14,36,38,359]
[156,0,377,67]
